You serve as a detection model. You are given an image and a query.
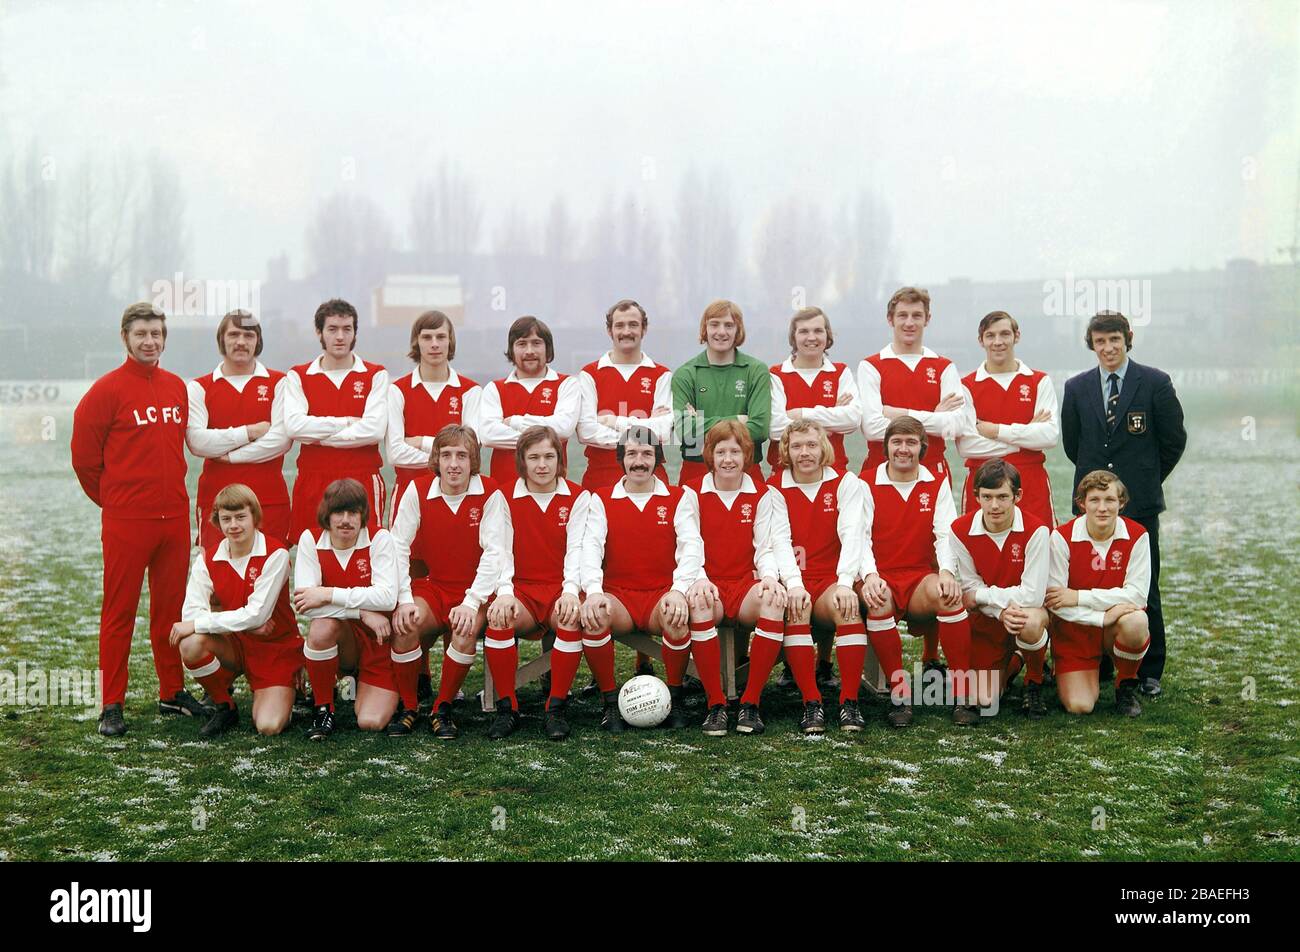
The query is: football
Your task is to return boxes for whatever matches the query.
[618,675,672,728]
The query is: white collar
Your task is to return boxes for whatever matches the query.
[699,472,758,495]
[314,527,372,551]
[611,476,669,499]
[874,462,936,485]
[597,352,656,370]
[212,360,269,382]
[213,530,267,563]
[781,466,837,489]
[307,353,365,375]
[512,478,572,498]
[504,367,560,385]
[969,507,1024,537]
[410,365,461,389]
[879,344,937,361]
[779,356,836,374]
[1070,515,1130,543]
[973,359,1033,382]
[427,474,485,499]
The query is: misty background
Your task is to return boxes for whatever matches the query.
[0,0,1296,384]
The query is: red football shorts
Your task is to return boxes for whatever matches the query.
[410,578,471,626]
[969,612,1015,672]
[713,576,762,621]
[1050,616,1108,675]
[604,584,673,632]
[877,566,934,620]
[228,629,303,691]
[511,579,565,630]
[344,620,396,692]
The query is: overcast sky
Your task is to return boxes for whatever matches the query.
[2,0,1296,287]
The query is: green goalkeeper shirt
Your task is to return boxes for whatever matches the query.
[671,349,771,463]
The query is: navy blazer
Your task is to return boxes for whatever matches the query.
[1061,359,1187,518]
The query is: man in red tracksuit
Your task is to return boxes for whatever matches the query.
[72,302,211,736]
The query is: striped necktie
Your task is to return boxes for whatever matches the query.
[1106,373,1120,431]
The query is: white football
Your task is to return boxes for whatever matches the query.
[618,675,672,728]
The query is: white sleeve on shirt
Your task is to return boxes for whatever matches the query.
[329,529,400,613]
[801,366,864,434]
[974,525,1051,616]
[834,473,865,588]
[762,489,804,590]
[671,487,705,595]
[860,479,878,580]
[515,375,581,439]
[283,369,350,443]
[580,493,608,596]
[189,549,290,635]
[461,384,484,437]
[576,369,620,449]
[751,491,780,583]
[995,374,1060,451]
[910,363,967,439]
[386,385,430,469]
[322,369,390,449]
[463,490,508,611]
[768,372,792,445]
[227,377,292,464]
[857,358,889,442]
[1048,530,1151,627]
[932,478,959,575]
[292,530,358,620]
[562,490,590,597]
[181,554,216,624]
[477,381,520,449]
[185,379,249,458]
[391,482,422,606]
[955,383,1002,459]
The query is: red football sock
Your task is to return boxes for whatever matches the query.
[867,613,907,699]
[548,628,584,708]
[936,609,972,701]
[582,629,616,693]
[303,643,339,709]
[661,631,691,687]
[1015,631,1047,685]
[913,616,940,664]
[740,619,784,706]
[391,645,423,710]
[185,653,231,706]
[783,622,820,703]
[484,627,519,710]
[688,620,725,707]
[1112,635,1149,683]
[835,621,868,703]
[434,644,475,709]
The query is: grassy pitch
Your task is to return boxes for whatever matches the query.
[0,399,1295,861]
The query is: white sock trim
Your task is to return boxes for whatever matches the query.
[783,633,814,647]
[303,643,339,662]
[834,634,869,647]
[1112,641,1149,661]
[185,656,221,678]
[938,610,969,624]
[866,616,897,632]
[754,625,784,643]
[1015,630,1049,652]
[390,646,422,664]
[663,637,691,651]
[552,638,583,653]
[689,627,717,643]
[581,634,611,649]
[446,645,476,666]
[484,637,516,650]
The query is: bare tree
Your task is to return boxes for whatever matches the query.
[544,194,577,263]
[61,151,138,316]
[493,204,537,257]
[672,167,738,321]
[129,153,188,295]
[833,189,894,313]
[410,157,483,266]
[305,190,395,305]
[0,141,58,280]
[754,195,831,316]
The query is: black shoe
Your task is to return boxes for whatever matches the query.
[159,689,212,718]
[838,699,866,732]
[385,704,420,737]
[600,691,625,734]
[702,704,729,736]
[1021,681,1047,719]
[635,659,655,678]
[306,704,336,741]
[199,702,239,739]
[886,701,914,728]
[1115,679,1143,717]
[416,671,433,712]
[735,702,765,735]
[98,703,127,737]
[666,686,688,729]
[487,698,521,740]
[952,704,981,726]
[799,700,826,735]
[1139,676,1162,697]
[775,664,796,691]
[543,699,571,740]
[432,703,459,739]
[579,678,602,699]
[681,674,703,695]
[816,661,841,694]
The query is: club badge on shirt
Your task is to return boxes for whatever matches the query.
[1126,411,1147,434]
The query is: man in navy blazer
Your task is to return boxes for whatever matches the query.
[1061,311,1186,696]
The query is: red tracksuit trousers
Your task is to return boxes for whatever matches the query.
[99,514,189,706]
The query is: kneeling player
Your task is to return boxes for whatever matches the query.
[579,426,708,733]
[687,420,798,735]
[292,479,400,740]
[858,416,978,727]
[769,420,864,734]
[1045,471,1151,717]
[390,425,507,738]
[949,459,1051,717]
[487,425,594,740]
[170,484,302,737]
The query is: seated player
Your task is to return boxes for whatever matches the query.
[949,459,1051,717]
[857,415,978,727]
[389,424,507,739]
[686,420,799,735]
[169,484,302,738]
[486,426,594,740]
[579,425,709,733]
[291,478,401,740]
[1045,470,1151,717]
[768,420,864,735]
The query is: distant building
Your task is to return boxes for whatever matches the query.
[371,275,465,328]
